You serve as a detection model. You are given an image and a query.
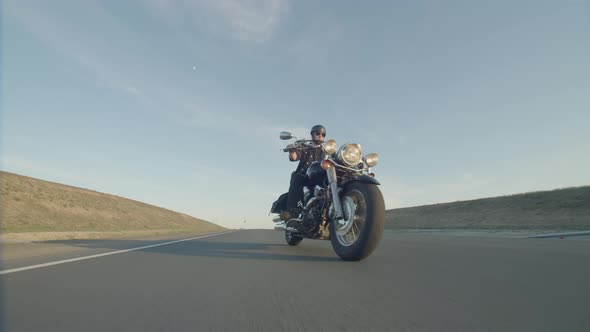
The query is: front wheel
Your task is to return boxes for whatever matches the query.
[285,231,303,246]
[329,182,385,261]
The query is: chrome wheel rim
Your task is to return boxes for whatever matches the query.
[335,189,367,247]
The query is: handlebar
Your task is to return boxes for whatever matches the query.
[282,140,321,152]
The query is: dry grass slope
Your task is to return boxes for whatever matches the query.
[385,186,590,230]
[0,171,225,234]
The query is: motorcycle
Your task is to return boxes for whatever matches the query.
[270,131,385,261]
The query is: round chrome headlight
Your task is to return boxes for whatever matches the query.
[365,153,379,167]
[338,144,362,166]
[323,140,337,155]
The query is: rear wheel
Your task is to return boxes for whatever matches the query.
[285,231,303,246]
[329,182,384,261]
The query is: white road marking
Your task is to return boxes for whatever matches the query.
[0,231,235,275]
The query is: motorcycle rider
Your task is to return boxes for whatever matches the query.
[280,124,327,221]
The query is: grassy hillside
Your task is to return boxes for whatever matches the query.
[0,171,225,235]
[385,186,590,230]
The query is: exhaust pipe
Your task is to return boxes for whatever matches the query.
[274,223,301,234]
[274,217,303,234]
[274,220,286,231]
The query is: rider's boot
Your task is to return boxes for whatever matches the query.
[280,208,303,221]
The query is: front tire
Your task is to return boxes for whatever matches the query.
[329,182,385,261]
[285,231,303,246]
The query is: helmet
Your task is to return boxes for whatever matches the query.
[310,125,326,135]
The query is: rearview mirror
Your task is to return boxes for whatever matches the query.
[280,132,293,140]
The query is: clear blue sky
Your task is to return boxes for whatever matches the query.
[2,0,589,229]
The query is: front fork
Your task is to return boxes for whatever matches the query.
[327,166,344,220]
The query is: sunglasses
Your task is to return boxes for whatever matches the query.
[313,132,326,137]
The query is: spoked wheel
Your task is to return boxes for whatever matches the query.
[285,231,303,246]
[330,182,384,261]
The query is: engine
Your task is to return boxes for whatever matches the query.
[299,186,327,236]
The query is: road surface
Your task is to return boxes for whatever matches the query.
[1,229,589,331]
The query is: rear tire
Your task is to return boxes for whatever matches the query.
[285,231,303,246]
[329,182,385,261]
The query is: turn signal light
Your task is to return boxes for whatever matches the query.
[321,160,333,170]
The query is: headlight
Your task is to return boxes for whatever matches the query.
[323,140,337,155]
[338,144,362,166]
[365,153,379,167]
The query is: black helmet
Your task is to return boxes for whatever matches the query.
[310,125,326,135]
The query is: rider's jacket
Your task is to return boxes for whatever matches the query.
[292,146,325,174]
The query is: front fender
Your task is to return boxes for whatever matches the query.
[342,175,380,187]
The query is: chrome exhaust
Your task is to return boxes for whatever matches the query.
[274,223,301,234]
[274,217,303,234]
[274,220,286,231]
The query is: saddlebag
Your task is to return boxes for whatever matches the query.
[270,192,288,214]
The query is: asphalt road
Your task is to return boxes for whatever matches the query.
[1,230,589,332]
